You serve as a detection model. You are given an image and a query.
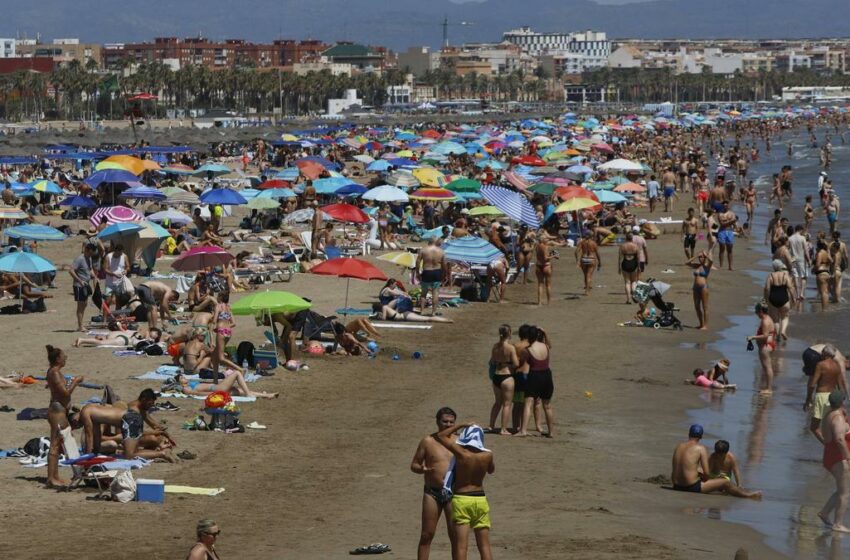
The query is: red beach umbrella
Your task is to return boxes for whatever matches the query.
[321,203,369,224]
[310,257,388,308]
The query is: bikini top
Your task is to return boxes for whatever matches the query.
[693,266,710,278]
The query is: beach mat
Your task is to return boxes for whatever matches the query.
[165,485,225,496]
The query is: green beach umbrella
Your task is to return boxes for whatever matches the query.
[445,178,481,193]
[528,182,559,196]
[231,290,312,316]
[467,205,504,217]
[247,197,280,210]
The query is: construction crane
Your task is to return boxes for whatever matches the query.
[441,16,474,48]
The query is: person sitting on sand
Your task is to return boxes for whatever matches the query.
[120,389,176,462]
[670,424,761,499]
[181,329,213,373]
[707,440,744,486]
[685,368,735,390]
[171,372,279,399]
[331,322,372,356]
[372,302,453,323]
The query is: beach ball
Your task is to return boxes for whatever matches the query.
[367,342,379,353]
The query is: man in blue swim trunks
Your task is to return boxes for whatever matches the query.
[671,424,761,499]
[416,238,446,317]
[716,201,737,271]
[661,167,677,213]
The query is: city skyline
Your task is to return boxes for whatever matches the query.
[5,0,850,51]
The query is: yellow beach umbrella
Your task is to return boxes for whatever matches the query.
[94,161,126,172]
[377,251,418,269]
[412,167,447,188]
[555,198,600,213]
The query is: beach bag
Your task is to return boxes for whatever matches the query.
[235,341,256,368]
[134,340,164,356]
[23,437,50,459]
[115,275,134,297]
[110,470,136,503]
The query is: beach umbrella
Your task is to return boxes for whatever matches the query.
[5,224,67,242]
[193,163,231,177]
[0,207,28,220]
[275,168,301,181]
[480,186,540,228]
[310,257,388,309]
[165,189,201,206]
[119,185,166,201]
[59,195,97,208]
[412,168,447,188]
[314,177,351,192]
[467,205,504,217]
[512,155,547,167]
[443,236,502,265]
[336,184,368,197]
[431,141,467,155]
[362,185,409,203]
[556,198,600,213]
[29,180,63,195]
[321,203,369,224]
[555,186,599,201]
[84,169,140,189]
[89,206,144,227]
[257,179,290,190]
[377,251,418,269]
[592,142,614,154]
[475,159,506,170]
[503,171,530,191]
[294,160,325,180]
[0,251,56,308]
[409,188,457,201]
[200,188,247,206]
[257,188,297,200]
[528,182,559,196]
[97,222,145,240]
[161,164,195,175]
[148,209,193,225]
[614,182,646,193]
[231,289,313,355]
[594,190,628,204]
[366,160,391,172]
[566,165,593,175]
[386,170,420,188]
[282,208,331,224]
[247,197,280,210]
[99,155,147,175]
[445,178,481,193]
[597,158,643,173]
[353,154,375,164]
[172,246,234,272]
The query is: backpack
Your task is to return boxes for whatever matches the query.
[23,436,50,459]
[235,341,255,368]
[135,340,164,356]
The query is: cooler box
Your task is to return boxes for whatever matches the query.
[254,349,278,370]
[136,479,165,503]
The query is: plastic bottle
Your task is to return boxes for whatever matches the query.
[242,359,249,377]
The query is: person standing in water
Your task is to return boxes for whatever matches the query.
[748,302,777,395]
[818,390,850,532]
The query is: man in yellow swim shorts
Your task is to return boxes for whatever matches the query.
[436,423,495,560]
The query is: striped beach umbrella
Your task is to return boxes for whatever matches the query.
[443,236,503,265]
[479,186,540,228]
[29,180,64,195]
[89,206,144,227]
[164,188,201,206]
[386,170,420,188]
[5,224,67,241]
[0,207,28,220]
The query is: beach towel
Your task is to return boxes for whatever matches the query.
[164,485,225,496]
[158,392,257,403]
[112,350,145,357]
[370,323,432,330]
[16,407,48,421]
[30,375,104,390]
[134,369,260,383]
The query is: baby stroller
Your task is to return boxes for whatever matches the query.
[632,279,683,330]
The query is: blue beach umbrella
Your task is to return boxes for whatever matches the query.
[336,184,368,197]
[5,224,67,241]
[479,185,540,228]
[29,180,63,195]
[443,235,503,265]
[200,188,247,206]
[59,195,97,208]
[119,185,166,200]
[0,251,55,273]
[257,188,297,200]
[97,222,145,240]
[84,169,139,188]
[193,163,231,176]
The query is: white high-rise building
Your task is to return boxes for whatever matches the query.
[503,27,609,71]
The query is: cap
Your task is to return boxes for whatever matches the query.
[639,180,647,186]
[821,171,828,177]
[631,225,641,233]
[829,390,846,408]
[457,425,490,452]
[688,424,704,439]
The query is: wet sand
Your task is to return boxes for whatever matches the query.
[0,200,788,559]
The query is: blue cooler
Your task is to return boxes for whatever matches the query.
[254,349,278,370]
[136,479,165,503]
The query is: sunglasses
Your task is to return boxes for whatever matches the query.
[205,531,221,537]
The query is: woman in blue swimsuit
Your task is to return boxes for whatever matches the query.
[687,251,713,330]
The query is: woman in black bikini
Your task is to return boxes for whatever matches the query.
[763,259,795,341]
[186,519,223,560]
[618,232,640,304]
[575,231,601,296]
[488,324,518,436]
[686,251,713,330]
[814,239,833,312]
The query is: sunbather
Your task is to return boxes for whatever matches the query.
[371,302,453,323]
[74,403,174,460]
[172,372,279,399]
[0,373,33,388]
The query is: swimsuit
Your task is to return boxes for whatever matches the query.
[215,327,233,337]
[621,255,638,273]
[672,480,702,493]
[767,277,790,308]
[683,234,696,250]
[420,268,442,291]
[121,410,144,441]
[525,350,554,400]
[757,326,776,351]
[823,432,850,472]
[424,484,452,506]
[492,373,512,388]
[452,492,490,529]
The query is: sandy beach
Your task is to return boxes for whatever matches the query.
[0,203,785,559]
